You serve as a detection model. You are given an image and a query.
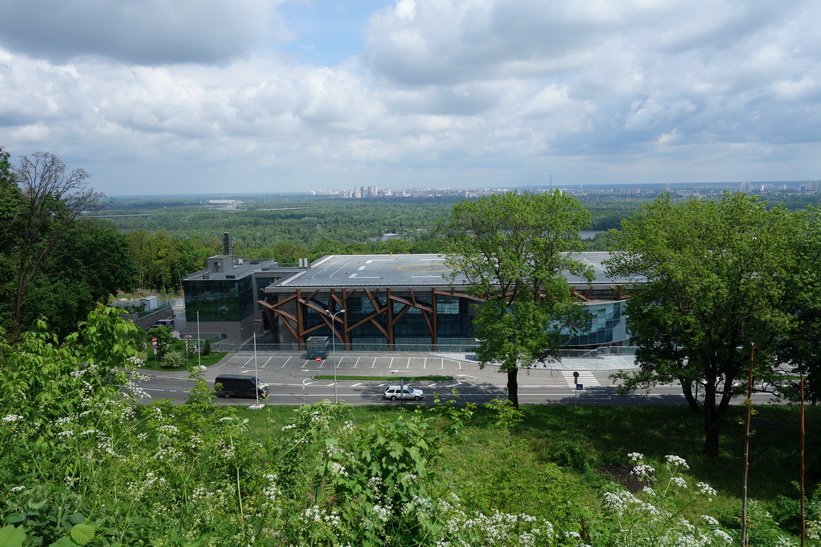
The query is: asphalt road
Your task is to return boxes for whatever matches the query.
[131,351,778,407]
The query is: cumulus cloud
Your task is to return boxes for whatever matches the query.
[0,0,283,65]
[0,0,820,195]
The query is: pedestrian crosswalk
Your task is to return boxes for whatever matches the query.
[561,371,600,388]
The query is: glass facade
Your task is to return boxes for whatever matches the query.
[297,293,475,349]
[561,300,630,347]
[184,278,254,322]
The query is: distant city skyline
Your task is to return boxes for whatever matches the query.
[108,179,820,201]
[2,1,820,196]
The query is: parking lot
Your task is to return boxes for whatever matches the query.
[214,352,473,376]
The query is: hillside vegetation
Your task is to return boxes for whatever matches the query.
[1,307,819,545]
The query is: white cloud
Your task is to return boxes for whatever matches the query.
[0,0,820,195]
[0,0,283,65]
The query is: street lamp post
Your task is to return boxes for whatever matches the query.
[327,309,346,403]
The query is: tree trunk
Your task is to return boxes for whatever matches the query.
[679,378,700,412]
[702,387,731,457]
[507,367,519,409]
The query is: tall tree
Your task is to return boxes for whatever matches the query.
[22,221,138,337]
[605,192,799,456]
[4,152,103,337]
[776,206,821,404]
[0,147,24,254]
[0,148,26,331]
[439,191,593,407]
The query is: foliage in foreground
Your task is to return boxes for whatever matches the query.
[1,308,819,545]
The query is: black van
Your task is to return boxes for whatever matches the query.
[214,374,268,399]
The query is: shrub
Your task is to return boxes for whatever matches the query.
[202,338,212,356]
[162,351,185,369]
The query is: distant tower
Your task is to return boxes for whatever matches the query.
[739,182,752,193]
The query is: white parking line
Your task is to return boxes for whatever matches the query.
[282,356,293,368]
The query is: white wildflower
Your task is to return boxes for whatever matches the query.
[712,529,733,543]
[372,504,392,523]
[671,476,688,489]
[697,481,717,499]
[628,452,644,462]
[631,464,655,478]
[664,454,689,469]
[2,415,23,423]
[328,462,348,477]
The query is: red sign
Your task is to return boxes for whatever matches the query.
[315,356,321,362]
[152,336,157,350]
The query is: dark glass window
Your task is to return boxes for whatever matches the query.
[184,278,254,322]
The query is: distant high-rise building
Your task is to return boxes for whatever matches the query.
[739,181,752,193]
[802,180,820,192]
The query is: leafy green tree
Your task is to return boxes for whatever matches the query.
[20,221,137,337]
[776,206,821,404]
[0,147,23,253]
[605,192,799,456]
[147,326,175,362]
[0,152,103,337]
[439,191,593,407]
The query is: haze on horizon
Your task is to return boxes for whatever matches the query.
[1,0,819,197]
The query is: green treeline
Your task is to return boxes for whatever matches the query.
[104,195,657,292]
[104,192,820,293]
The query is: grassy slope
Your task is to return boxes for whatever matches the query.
[239,403,820,533]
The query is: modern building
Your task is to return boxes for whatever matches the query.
[183,238,636,349]
[182,234,302,343]
[258,252,635,352]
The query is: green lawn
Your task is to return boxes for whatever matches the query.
[139,339,226,370]
[238,402,820,532]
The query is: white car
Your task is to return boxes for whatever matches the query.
[384,385,424,401]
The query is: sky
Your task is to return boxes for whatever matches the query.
[0,0,819,196]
